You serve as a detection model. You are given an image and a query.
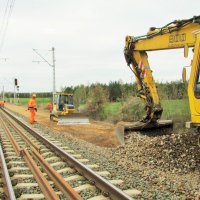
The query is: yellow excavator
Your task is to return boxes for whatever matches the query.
[116,15,200,144]
[50,93,90,125]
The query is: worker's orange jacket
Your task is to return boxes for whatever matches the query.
[28,98,36,123]
[47,103,53,110]
[0,101,4,107]
[28,98,36,108]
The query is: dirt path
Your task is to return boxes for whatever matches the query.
[4,103,121,147]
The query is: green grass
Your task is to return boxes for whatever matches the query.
[80,102,122,114]
[5,98,53,107]
[81,100,190,116]
[11,98,190,128]
[160,99,191,129]
[105,99,191,129]
[105,100,190,116]
[161,99,190,118]
[161,99,190,111]
[80,104,87,108]
[65,99,192,129]
[105,102,122,114]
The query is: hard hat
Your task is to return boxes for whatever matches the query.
[32,94,36,98]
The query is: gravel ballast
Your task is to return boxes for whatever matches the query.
[6,108,200,200]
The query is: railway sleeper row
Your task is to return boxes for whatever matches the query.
[0,108,140,199]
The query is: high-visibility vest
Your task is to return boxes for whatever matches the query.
[28,98,36,108]
[48,103,53,109]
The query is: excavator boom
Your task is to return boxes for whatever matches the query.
[116,15,200,144]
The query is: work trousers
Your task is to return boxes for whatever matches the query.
[30,110,35,123]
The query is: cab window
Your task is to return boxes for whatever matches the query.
[194,58,200,98]
[68,95,73,105]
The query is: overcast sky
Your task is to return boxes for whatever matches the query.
[0,0,199,93]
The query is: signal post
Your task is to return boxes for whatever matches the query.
[14,78,19,104]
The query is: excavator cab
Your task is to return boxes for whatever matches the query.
[194,68,200,98]
[50,93,90,125]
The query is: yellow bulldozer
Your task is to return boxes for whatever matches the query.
[50,93,90,125]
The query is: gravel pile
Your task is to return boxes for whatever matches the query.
[118,129,200,174]
[7,108,200,200]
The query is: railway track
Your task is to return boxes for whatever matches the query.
[0,107,138,200]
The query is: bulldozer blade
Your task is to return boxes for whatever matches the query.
[57,113,90,125]
[116,120,173,145]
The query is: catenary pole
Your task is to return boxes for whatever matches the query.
[32,48,56,108]
[52,47,55,107]
[3,85,4,101]
[13,78,15,104]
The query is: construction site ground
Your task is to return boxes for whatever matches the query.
[4,103,121,148]
[3,103,200,199]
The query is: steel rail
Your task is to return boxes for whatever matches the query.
[0,117,21,157]
[29,145,83,200]
[0,110,41,153]
[22,146,60,200]
[0,144,16,200]
[3,108,134,200]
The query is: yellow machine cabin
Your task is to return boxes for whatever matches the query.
[50,93,90,125]
[116,15,200,144]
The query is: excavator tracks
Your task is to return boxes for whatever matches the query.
[0,108,138,200]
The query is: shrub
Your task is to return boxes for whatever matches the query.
[86,84,109,120]
[78,106,89,115]
[119,97,145,122]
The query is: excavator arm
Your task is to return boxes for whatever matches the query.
[124,45,163,124]
[116,15,200,144]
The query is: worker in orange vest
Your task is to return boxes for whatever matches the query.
[28,94,37,123]
[0,101,5,108]
[47,103,53,112]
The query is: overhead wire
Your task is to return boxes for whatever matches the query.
[14,49,54,92]
[15,49,51,76]
[0,0,10,37]
[32,48,58,92]
[0,0,16,53]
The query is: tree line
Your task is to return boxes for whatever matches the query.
[61,80,189,107]
[2,92,53,98]
[2,80,188,104]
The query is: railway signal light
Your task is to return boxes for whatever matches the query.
[15,79,17,86]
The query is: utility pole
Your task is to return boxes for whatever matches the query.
[0,59,8,101]
[52,47,56,105]
[17,86,19,103]
[13,78,15,104]
[2,86,4,101]
[33,48,56,106]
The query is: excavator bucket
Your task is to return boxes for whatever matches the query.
[57,113,90,125]
[116,120,173,145]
